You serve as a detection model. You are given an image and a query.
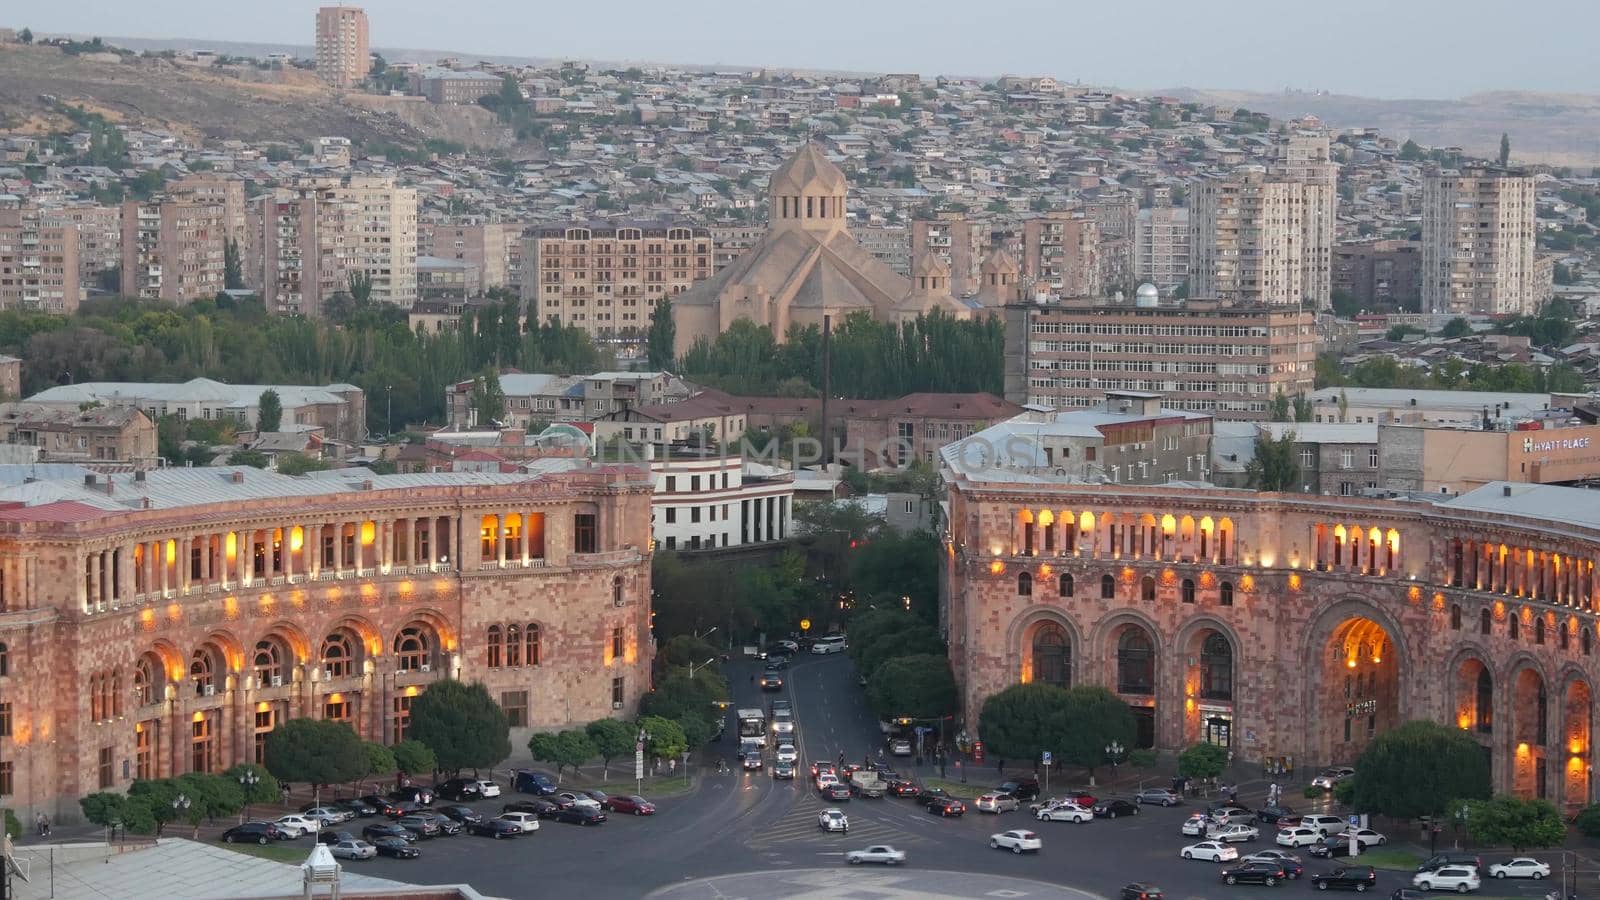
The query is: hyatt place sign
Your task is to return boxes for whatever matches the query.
[1523,436,1592,453]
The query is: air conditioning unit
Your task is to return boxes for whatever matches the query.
[419,662,432,673]
[203,684,216,697]
[612,701,624,710]
[271,675,283,688]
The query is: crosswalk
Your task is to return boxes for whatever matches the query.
[744,791,927,850]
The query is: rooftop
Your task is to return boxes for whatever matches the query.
[1442,482,1600,531]
[27,378,360,409]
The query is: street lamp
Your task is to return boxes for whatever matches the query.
[1105,741,1126,783]
[385,385,393,436]
[687,657,715,679]
[238,768,260,821]
[172,792,191,836]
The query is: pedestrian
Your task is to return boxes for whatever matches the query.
[997,758,1005,775]
[1229,784,1239,803]
[36,812,47,837]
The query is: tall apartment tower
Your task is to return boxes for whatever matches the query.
[248,184,355,317]
[0,203,81,313]
[1134,207,1190,293]
[1021,213,1101,298]
[315,6,370,88]
[1273,128,1338,309]
[521,222,713,339]
[1421,166,1541,316]
[911,213,985,296]
[1189,167,1307,306]
[120,197,227,303]
[343,176,417,307]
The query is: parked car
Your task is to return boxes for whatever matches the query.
[1121,885,1165,900]
[1416,854,1482,874]
[1209,823,1259,843]
[465,818,522,839]
[1344,828,1386,848]
[818,808,850,832]
[990,829,1042,854]
[1039,789,1097,808]
[301,806,353,826]
[221,822,285,845]
[384,800,431,819]
[1094,799,1140,819]
[1486,858,1549,879]
[1255,805,1297,825]
[772,639,800,655]
[1182,814,1212,836]
[996,778,1042,802]
[845,844,905,865]
[1310,836,1355,859]
[334,799,378,818]
[435,779,483,802]
[1221,861,1287,886]
[362,823,414,843]
[316,830,358,847]
[359,795,404,817]
[512,770,558,796]
[435,805,484,826]
[328,839,377,860]
[388,785,434,805]
[1311,767,1356,790]
[1412,865,1480,893]
[1301,814,1348,836]
[554,806,606,826]
[976,793,1020,814]
[608,795,656,815]
[1209,805,1256,826]
[554,791,600,811]
[578,789,611,809]
[396,815,441,839]
[1308,866,1377,892]
[1182,841,1240,862]
[1278,826,1323,847]
[374,836,421,858]
[928,797,966,817]
[504,798,559,818]
[474,779,502,798]
[420,813,461,836]
[1036,802,1092,823]
[1136,788,1182,807]
[495,812,540,834]
[273,815,321,838]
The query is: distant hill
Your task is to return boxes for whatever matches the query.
[1164,87,1600,168]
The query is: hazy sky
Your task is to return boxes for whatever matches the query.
[21,0,1600,99]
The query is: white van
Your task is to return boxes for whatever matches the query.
[810,635,847,654]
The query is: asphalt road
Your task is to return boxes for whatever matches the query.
[326,652,1571,899]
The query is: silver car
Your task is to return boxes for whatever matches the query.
[329,839,377,860]
[1137,788,1182,807]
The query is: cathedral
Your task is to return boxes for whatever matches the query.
[672,144,1009,356]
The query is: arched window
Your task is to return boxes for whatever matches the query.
[1480,608,1492,635]
[1560,621,1570,650]
[1100,574,1115,600]
[90,672,104,721]
[1139,576,1156,602]
[134,654,158,706]
[1475,668,1494,732]
[1219,582,1234,607]
[1116,628,1155,695]
[190,647,217,696]
[111,670,122,717]
[1017,572,1033,596]
[486,625,503,668]
[254,638,287,686]
[0,641,7,677]
[613,576,624,607]
[1180,578,1196,604]
[1200,633,1233,700]
[1586,628,1593,657]
[1535,618,1546,645]
[1032,622,1070,687]
[321,631,356,678]
[526,624,541,666]
[1510,614,1520,640]
[1450,604,1462,630]
[1058,573,1074,597]
[394,626,431,672]
[505,624,521,667]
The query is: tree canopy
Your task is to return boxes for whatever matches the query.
[647,297,675,369]
[1461,796,1564,852]
[1246,431,1301,492]
[263,718,367,794]
[1177,742,1229,779]
[977,683,1067,764]
[585,718,637,778]
[637,716,687,761]
[405,679,512,774]
[255,389,282,432]
[865,654,958,720]
[1347,720,1492,819]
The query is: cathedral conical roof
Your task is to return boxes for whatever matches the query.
[769,142,848,197]
[910,250,951,279]
[980,248,1019,273]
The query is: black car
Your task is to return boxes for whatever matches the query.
[1415,853,1481,873]
[772,761,797,780]
[1256,805,1297,825]
[913,787,951,806]
[1222,861,1288,886]
[435,779,483,802]
[389,785,435,805]
[888,779,919,797]
[1309,836,1355,859]
[1121,885,1165,900]
[466,818,522,839]
[554,806,607,826]
[505,798,560,818]
[386,800,432,819]
[435,805,484,825]
[996,778,1041,801]
[1389,892,1428,900]
[1093,798,1140,818]
[580,789,612,809]
[397,815,442,839]
[222,822,285,845]
[1308,867,1377,892]
[316,830,358,847]
[362,822,415,843]
[360,795,405,817]
[334,798,378,818]
[512,770,558,796]
[759,672,783,691]
[928,797,966,817]
[374,836,421,859]
[421,812,462,835]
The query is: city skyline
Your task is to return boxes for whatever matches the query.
[15,0,1600,100]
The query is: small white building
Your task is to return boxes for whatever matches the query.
[650,451,794,551]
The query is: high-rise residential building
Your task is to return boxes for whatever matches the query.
[851,225,912,277]
[1134,207,1190,293]
[0,202,81,313]
[522,221,713,340]
[1333,240,1423,308]
[912,213,985,296]
[169,174,248,253]
[1274,128,1338,308]
[1421,166,1541,316]
[315,6,370,88]
[120,197,227,303]
[419,221,522,291]
[340,176,417,307]
[1020,212,1101,298]
[45,204,122,292]
[1002,293,1318,420]
[247,176,416,314]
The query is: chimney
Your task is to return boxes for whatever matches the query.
[229,471,245,484]
[1503,484,1513,497]
[134,470,146,483]
[84,473,97,488]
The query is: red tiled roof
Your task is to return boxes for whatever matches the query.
[0,500,112,523]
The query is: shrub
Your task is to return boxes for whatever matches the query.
[1303,785,1326,800]
[1575,803,1600,838]
[1128,749,1159,769]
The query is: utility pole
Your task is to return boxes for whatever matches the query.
[820,314,832,468]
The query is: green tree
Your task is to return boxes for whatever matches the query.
[657,634,720,669]
[470,369,507,425]
[229,448,269,468]
[127,778,182,835]
[977,683,1070,764]
[638,715,687,763]
[1399,139,1423,161]
[675,713,713,749]
[528,729,596,779]
[175,771,244,836]
[1177,742,1229,779]
[1386,324,1424,341]
[262,718,367,804]
[3,807,21,840]
[1460,796,1565,852]
[1056,686,1137,779]
[390,739,438,778]
[222,763,280,813]
[585,718,637,779]
[1574,803,1600,838]
[1269,390,1290,422]
[19,27,33,44]
[256,389,282,432]
[224,239,243,290]
[855,625,945,685]
[80,791,133,838]
[363,741,398,785]
[1440,317,1473,338]
[647,297,675,369]
[866,654,958,720]
[1245,431,1301,491]
[405,679,512,774]
[276,452,330,475]
[1347,720,1491,819]
[1499,132,1511,167]
[347,270,374,305]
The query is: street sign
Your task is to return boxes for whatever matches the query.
[635,750,644,780]
[1348,815,1359,827]
[1042,751,1053,765]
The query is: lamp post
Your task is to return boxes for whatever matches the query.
[238,768,260,821]
[385,385,393,436]
[1105,741,1126,785]
[172,793,191,838]
[636,727,650,798]
[687,657,715,679]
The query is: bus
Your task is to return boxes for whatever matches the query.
[737,708,767,747]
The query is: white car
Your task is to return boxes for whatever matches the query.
[1182,840,1240,862]
[1208,823,1259,843]
[1276,826,1322,847]
[775,743,798,764]
[890,739,912,756]
[773,639,800,654]
[496,812,540,833]
[1343,827,1386,848]
[300,807,350,826]
[474,780,502,799]
[990,830,1042,854]
[328,839,376,860]
[1311,766,1355,789]
[1209,806,1255,826]
[772,717,796,736]
[977,793,1020,813]
[1036,802,1092,823]
[811,636,847,654]
[555,791,601,811]
[1487,857,1550,880]
[1181,813,1210,836]
[1300,814,1347,836]
[1413,865,1481,893]
[273,815,321,837]
[818,808,850,832]
[846,844,905,865]
[816,773,839,790]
